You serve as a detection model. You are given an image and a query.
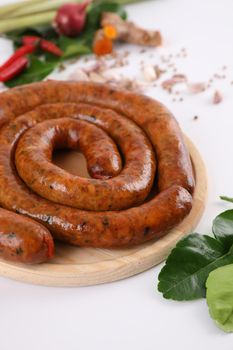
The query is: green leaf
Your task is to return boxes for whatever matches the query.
[6,25,59,48]
[43,36,91,63]
[213,210,233,250]
[220,195,233,204]
[206,263,233,332]
[157,233,233,300]
[57,36,91,60]
[5,56,57,88]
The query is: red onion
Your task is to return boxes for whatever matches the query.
[54,2,89,37]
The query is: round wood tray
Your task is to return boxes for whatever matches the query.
[0,136,207,287]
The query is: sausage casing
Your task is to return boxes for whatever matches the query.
[0,81,194,255]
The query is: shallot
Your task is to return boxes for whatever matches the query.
[54,2,89,37]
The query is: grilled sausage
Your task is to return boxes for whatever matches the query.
[0,208,54,263]
[15,117,155,211]
[0,81,194,258]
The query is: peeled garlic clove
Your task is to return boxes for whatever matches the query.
[142,64,156,82]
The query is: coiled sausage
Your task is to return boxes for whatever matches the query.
[0,81,194,263]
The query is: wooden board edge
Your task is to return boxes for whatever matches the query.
[0,136,207,287]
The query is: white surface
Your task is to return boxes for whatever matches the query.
[1,0,233,348]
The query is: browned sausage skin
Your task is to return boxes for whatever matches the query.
[15,116,155,211]
[0,208,54,263]
[0,81,194,258]
[0,81,194,193]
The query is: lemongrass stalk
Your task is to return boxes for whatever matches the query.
[5,0,83,19]
[0,0,145,33]
[0,0,141,20]
[110,0,146,4]
[93,0,143,3]
[0,11,55,33]
[0,0,46,18]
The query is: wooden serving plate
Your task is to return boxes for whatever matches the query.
[0,136,207,287]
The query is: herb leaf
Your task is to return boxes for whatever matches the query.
[5,56,57,88]
[206,263,233,332]
[7,25,59,48]
[57,36,91,60]
[220,195,233,203]
[213,210,233,250]
[158,233,233,300]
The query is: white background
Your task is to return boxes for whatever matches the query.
[1,0,233,349]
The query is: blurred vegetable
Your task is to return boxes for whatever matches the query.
[206,264,233,332]
[1,0,81,19]
[57,36,91,59]
[0,56,28,82]
[0,45,35,72]
[0,0,145,86]
[5,56,56,87]
[93,36,113,55]
[22,35,41,46]
[54,2,89,37]
[103,24,118,39]
[0,11,55,33]
[0,0,138,33]
[22,35,64,56]
[40,39,64,56]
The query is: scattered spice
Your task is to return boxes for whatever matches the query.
[67,50,145,92]
[213,90,223,104]
[154,65,166,79]
[161,74,187,91]
[70,68,89,81]
[188,82,206,94]
[88,71,106,83]
[214,73,224,79]
[193,115,198,120]
[69,48,227,103]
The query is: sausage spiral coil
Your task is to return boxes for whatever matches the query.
[0,81,194,263]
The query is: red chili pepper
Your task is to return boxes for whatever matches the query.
[0,56,29,82]
[22,35,40,46]
[0,45,35,73]
[40,39,63,57]
[23,35,63,57]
